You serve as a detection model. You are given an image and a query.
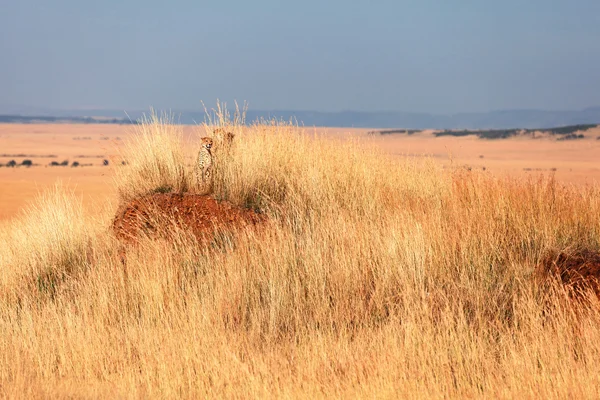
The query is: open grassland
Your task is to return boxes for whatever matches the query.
[0,123,127,220]
[365,127,600,184]
[1,123,600,221]
[1,115,600,398]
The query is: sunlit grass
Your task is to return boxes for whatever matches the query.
[113,112,190,201]
[1,106,600,398]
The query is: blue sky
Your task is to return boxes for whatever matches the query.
[1,0,599,113]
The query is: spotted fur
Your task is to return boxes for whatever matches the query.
[213,128,235,152]
[195,137,213,194]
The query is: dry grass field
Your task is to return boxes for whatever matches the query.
[1,123,599,221]
[0,124,126,220]
[1,116,600,398]
[365,128,600,184]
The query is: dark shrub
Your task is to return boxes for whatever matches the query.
[71,161,80,167]
[103,159,109,166]
[152,184,173,194]
[50,161,60,166]
[7,160,17,167]
[60,160,69,166]
[21,159,33,167]
[557,133,584,141]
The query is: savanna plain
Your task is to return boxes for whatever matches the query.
[1,117,600,398]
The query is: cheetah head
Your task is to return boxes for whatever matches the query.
[214,128,235,142]
[200,137,213,150]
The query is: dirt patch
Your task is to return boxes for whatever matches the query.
[540,249,600,298]
[112,193,265,243]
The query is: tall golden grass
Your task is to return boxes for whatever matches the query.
[113,112,190,201]
[1,111,600,398]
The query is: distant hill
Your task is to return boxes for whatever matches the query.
[1,106,600,129]
[0,114,135,125]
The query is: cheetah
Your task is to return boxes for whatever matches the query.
[213,128,235,153]
[195,137,214,194]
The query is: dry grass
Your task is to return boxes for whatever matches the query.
[113,112,190,201]
[1,111,600,398]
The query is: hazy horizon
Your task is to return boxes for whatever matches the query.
[2,1,599,114]
[2,103,600,115]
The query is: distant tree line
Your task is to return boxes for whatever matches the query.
[0,159,114,167]
[434,124,598,139]
[368,129,421,135]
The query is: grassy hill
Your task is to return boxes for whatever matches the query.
[1,113,600,398]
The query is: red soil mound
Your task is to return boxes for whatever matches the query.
[540,249,600,298]
[112,193,265,243]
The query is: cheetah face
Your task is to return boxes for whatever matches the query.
[200,137,213,150]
